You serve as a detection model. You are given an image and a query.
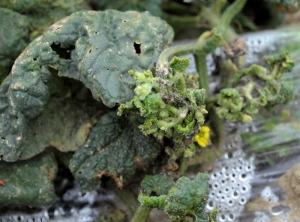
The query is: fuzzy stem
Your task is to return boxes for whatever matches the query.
[180,157,188,175]
[207,104,224,147]
[165,15,208,29]
[131,206,152,222]
[156,31,212,71]
[216,0,247,37]
[194,52,209,94]
[156,0,246,71]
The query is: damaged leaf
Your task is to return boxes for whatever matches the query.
[69,112,162,192]
[0,10,173,161]
[0,8,30,82]
[0,153,57,207]
[19,97,93,160]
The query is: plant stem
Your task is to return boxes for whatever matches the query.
[156,0,247,71]
[115,189,139,217]
[156,31,212,71]
[216,0,247,37]
[180,157,188,175]
[131,206,152,222]
[165,15,208,29]
[194,52,209,93]
[201,6,237,41]
[207,104,224,147]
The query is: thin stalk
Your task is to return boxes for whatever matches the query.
[194,52,209,93]
[131,206,152,222]
[211,0,227,15]
[207,104,224,147]
[180,157,188,175]
[216,0,247,37]
[165,15,208,29]
[156,0,247,70]
[201,4,237,40]
[156,31,212,70]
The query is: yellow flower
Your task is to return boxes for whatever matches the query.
[194,126,210,147]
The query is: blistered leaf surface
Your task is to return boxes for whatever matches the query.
[164,173,209,221]
[19,98,92,160]
[0,10,173,161]
[141,174,175,196]
[0,8,29,82]
[0,154,57,207]
[69,112,162,192]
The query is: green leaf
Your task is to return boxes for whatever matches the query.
[138,173,210,222]
[170,57,190,73]
[69,112,162,192]
[0,0,84,14]
[19,97,93,160]
[164,173,209,221]
[0,10,173,162]
[141,174,175,196]
[0,153,57,207]
[0,8,30,83]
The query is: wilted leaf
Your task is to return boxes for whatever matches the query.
[0,8,29,82]
[0,10,173,161]
[69,112,162,192]
[0,153,57,207]
[19,97,92,160]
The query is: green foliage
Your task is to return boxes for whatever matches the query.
[0,0,84,13]
[217,53,294,122]
[141,174,175,196]
[19,97,93,160]
[0,10,173,162]
[0,0,86,37]
[217,88,244,122]
[138,173,210,222]
[0,8,30,82]
[69,112,162,192]
[118,57,207,154]
[92,0,162,17]
[0,153,57,207]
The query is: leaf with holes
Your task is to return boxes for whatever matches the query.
[0,10,173,162]
[0,153,57,207]
[69,112,162,192]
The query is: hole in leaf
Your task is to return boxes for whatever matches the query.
[50,42,75,60]
[133,42,142,55]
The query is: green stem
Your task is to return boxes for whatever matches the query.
[194,52,209,93]
[216,0,247,37]
[180,157,188,175]
[201,7,236,41]
[207,104,224,147]
[115,189,139,217]
[165,15,208,29]
[156,0,246,71]
[211,0,227,15]
[156,31,212,71]
[131,206,152,222]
